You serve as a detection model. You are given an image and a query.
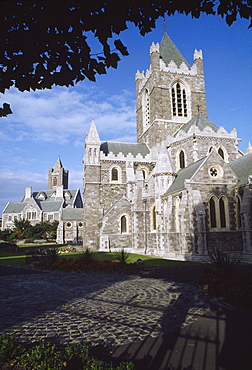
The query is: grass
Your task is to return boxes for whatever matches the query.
[0,245,200,269]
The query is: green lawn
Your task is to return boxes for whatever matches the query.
[0,246,201,269]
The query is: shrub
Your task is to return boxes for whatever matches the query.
[207,248,240,277]
[0,335,135,369]
[44,247,59,265]
[115,249,129,267]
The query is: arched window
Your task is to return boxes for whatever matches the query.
[177,149,186,170]
[53,177,57,186]
[219,196,226,228]
[121,215,127,233]
[209,197,217,228]
[218,147,224,159]
[179,150,185,169]
[172,82,188,117]
[111,167,118,181]
[120,214,129,234]
[151,205,156,231]
[209,195,229,230]
[234,195,241,229]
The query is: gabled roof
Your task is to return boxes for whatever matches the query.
[39,201,63,212]
[175,114,219,137]
[62,208,83,221]
[100,142,150,158]
[229,153,252,186]
[3,203,26,214]
[160,33,190,68]
[163,157,206,196]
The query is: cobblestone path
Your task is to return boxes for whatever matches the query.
[0,271,209,348]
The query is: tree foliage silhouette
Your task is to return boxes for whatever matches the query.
[0,0,251,116]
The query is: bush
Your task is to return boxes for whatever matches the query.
[207,248,241,277]
[115,249,129,267]
[44,247,59,265]
[0,335,135,369]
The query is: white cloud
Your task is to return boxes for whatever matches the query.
[1,84,136,144]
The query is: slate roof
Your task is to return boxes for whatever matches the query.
[3,203,26,213]
[229,153,252,186]
[175,114,219,137]
[160,33,190,68]
[100,142,150,158]
[163,157,206,196]
[39,201,63,212]
[62,208,83,221]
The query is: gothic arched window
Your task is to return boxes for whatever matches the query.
[219,196,226,228]
[209,195,229,230]
[179,150,185,169]
[218,147,224,159]
[53,177,57,186]
[234,195,241,229]
[209,196,217,228]
[172,82,188,117]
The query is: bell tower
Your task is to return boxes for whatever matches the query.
[48,157,69,190]
[136,33,207,148]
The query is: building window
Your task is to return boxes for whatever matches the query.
[218,146,228,162]
[112,167,118,181]
[179,150,185,169]
[66,222,72,228]
[209,195,229,230]
[172,82,188,117]
[234,195,241,230]
[219,197,226,228]
[151,205,156,231]
[47,214,54,221]
[110,166,121,183]
[218,147,224,159]
[142,88,150,129]
[78,222,83,228]
[53,177,57,186]
[120,214,129,234]
[27,211,36,220]
[209,197,217,228]
[177,149,186,170]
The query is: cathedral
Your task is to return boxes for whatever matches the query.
[83,32,252,262]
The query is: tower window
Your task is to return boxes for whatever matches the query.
[142,89,150,129]
[111,167,118,181]
[53,177,57,186]
[172,82,188,118]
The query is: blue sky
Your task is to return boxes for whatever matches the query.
[0,13,251,215]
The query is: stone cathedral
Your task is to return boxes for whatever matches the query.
[83,33,252,262]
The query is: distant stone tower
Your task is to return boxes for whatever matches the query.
[48,157,69,190]
[136,33,207,148]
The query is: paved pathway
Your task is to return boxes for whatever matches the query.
[0,269,209,348]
